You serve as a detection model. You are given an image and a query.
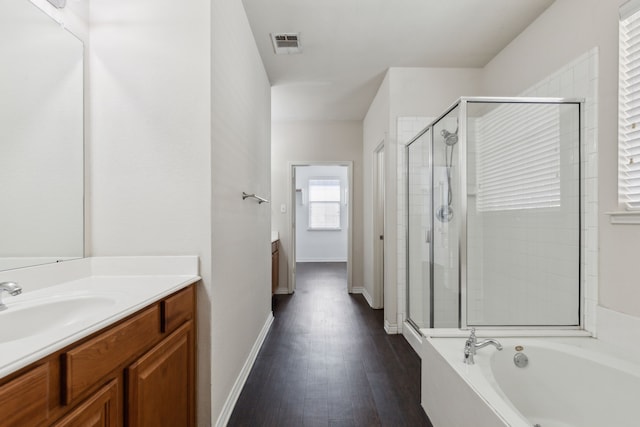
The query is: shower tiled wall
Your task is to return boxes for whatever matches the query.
[397,47,599,332]
[518,48,599,332]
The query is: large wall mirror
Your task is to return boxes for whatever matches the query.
[0,0,84,271]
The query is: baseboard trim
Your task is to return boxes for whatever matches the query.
[402,321,423,358]
[215,311,274,427]
[351,286,377,308]
[397,313,405,334]
[384,319,399,335]
[361,287,374,308]
[296,259,348,263]
[273,287,290,295]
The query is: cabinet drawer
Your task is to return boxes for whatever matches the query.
[0,363,49,427]
[162,286,194,333]
[64,305,161,404]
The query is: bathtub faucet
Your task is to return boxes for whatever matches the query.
[463,328,502,365]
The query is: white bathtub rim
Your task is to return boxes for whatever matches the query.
[426,337,531,427]
[482,337,640,378]
[422,338,517,427]
[427,336,640,427]
[420,327,592,338]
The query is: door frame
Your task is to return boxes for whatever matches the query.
[288,161,354,293]
[373,141,385,309]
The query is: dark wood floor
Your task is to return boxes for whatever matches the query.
[228,262,433,427]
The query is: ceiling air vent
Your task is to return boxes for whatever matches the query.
[270,33,302,55]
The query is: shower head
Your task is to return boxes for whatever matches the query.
[441,129,458,146]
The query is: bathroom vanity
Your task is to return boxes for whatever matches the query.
[0,285,195,426]
[0,257,199,427]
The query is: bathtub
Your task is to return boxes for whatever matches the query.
[422,336,640,427]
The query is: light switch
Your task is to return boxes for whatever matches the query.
[280,204,287,213]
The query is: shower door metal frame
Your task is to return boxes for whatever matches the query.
[455,96,584,330]
[405,96,584,331]
[405,126,434,334]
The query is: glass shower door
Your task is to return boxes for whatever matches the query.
[407,130,431,328]
[405,97,582,331]
[431,106,461,328]
[465,101,581,326]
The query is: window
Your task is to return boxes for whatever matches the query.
[476,103,561,212]
[308,178,341,229]
[620,2,640,209]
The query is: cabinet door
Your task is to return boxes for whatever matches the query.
[0,363,49,427]
[126,321,194,427]
[53,379,119,427]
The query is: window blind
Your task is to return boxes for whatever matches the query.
[308,179,341,229]
[476,103,561,212]
[620,7,640,209]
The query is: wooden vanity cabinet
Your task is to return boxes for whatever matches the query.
[0,284,196,427]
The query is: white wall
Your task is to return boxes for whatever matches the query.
[211,0,272,423]
[363,73,390,309]
[481,0,637,321]
[89,0,271,424]
[363,68,482,331]
[396,54,600,331]
[295,165,349,262]
[272,121,363,293]
[391,68,483,332]
[89,0,213,421]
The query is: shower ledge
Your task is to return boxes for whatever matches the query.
[606,211,640,225]
[420,328,592,338]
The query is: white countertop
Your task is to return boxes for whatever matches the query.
[271,230,279,243]
[0,256,200,378]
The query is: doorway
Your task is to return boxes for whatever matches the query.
[288,162,353,293]
[373,142,385,308]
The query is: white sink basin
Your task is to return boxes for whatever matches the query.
[0,295,117,343]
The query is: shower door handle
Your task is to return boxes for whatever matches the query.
[426,229,431,243]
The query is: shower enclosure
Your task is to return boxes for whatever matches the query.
[406,97,582,329]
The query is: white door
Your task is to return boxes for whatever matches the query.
[373,143,385,308]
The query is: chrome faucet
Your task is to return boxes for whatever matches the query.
[463,328,502,365]
[0,282,22,311]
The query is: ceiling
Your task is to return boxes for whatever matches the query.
[241,0,555,121]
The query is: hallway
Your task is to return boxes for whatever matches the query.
[228,262,433,426]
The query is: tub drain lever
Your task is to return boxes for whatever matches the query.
[514,352,529,368]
